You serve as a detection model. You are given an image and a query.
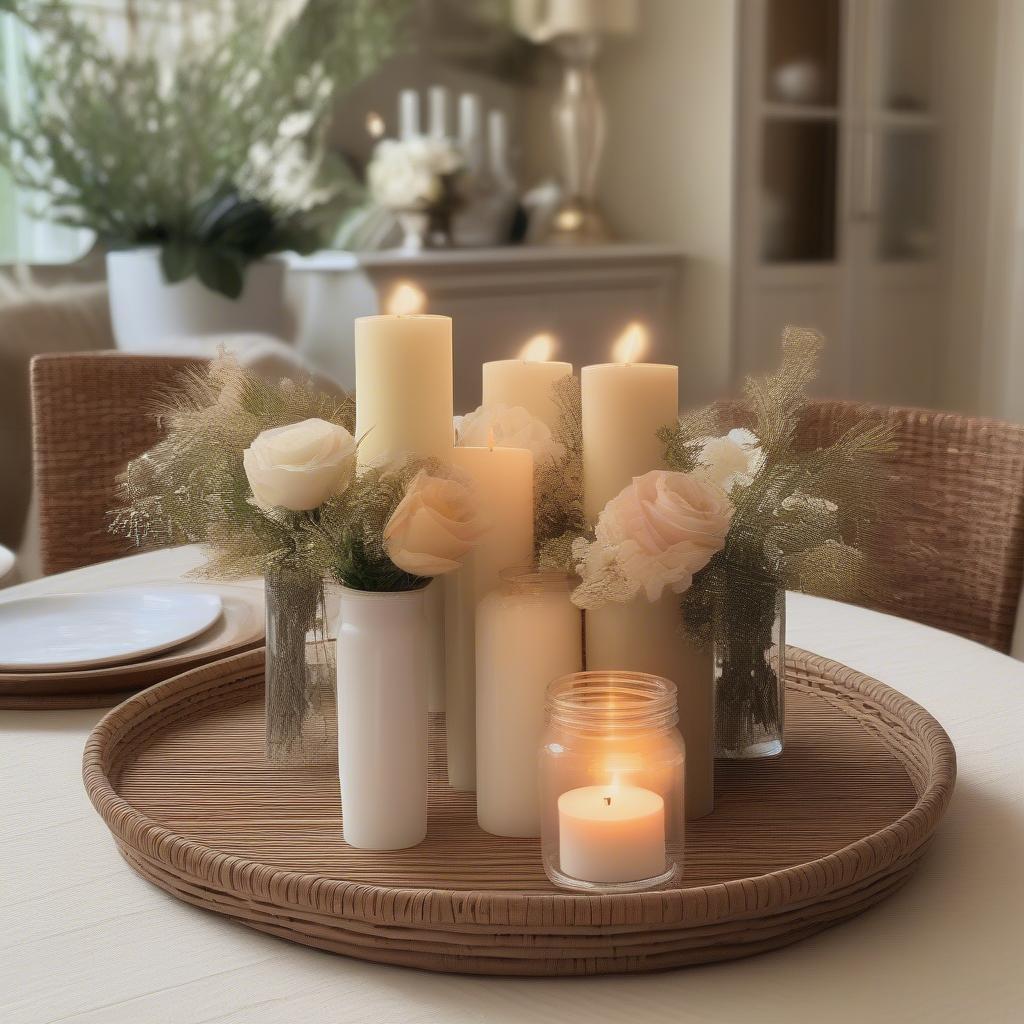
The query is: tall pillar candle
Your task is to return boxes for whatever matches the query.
[476,569,582,837]
[444,444,534,790]
[354,313,454,467]
[355,311,454,715]
[482,357,573,433]
[581,356,678,519]
[580,336,713,818]
[586,595,715,820]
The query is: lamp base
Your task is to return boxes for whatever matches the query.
[543,196,610,246]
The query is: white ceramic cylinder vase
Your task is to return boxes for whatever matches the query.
[106,249,289,352]
[336,586,429,850]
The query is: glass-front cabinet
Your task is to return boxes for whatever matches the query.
[736,0,945,403]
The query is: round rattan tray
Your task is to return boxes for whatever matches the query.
[84,647,955,976]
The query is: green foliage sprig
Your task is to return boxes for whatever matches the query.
[0,0,409,296]
[659,327,898,648]
[108,357,428,592]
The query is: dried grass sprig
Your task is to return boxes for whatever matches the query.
[535,374,587,571]
[109,357,430,592]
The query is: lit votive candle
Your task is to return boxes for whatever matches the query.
[558,784,666,884]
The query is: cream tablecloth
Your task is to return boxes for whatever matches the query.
[1,546,1021,1024]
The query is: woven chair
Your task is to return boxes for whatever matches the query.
[31,352,205,576]
[718,399,1024,653]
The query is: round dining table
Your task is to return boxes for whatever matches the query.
[1,546,1021,1024]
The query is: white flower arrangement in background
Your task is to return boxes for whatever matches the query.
[455,404,565,465]
[367,135,465,211]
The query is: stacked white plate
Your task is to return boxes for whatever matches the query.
[0,582,264,709]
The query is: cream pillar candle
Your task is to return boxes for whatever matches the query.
[475,570,582,837]
[558,784,665,884]
[580,324,714,818]
[482,335,573,433]
[445,444,534,790]
[587,596,715,820]
[354,312,454,467]
[355,306,454,715]
[581,325,678,520]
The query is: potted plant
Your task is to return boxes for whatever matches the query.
[0,0,407,349]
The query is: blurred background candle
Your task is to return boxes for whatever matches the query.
[445,441,534,790]
[558,784,665,884]
[580,322,714,820]
[581,322,677,520]
[482,333,573,433]
[476,568,582,837]
[355,284,453,713]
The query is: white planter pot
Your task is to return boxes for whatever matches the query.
[336,586,429,850]
[106,248,289,352]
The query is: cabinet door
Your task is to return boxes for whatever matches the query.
[845,0,944,405]
[735,0,846,390]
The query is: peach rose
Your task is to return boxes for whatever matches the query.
[383,470,485,577]
[243,418,357,512]
[575,470,733,607]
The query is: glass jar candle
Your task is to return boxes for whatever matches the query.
[539,671,685,893]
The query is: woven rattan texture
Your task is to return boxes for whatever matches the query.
[83,647,955,975]
[718,399,1024,653]
[30,352,205,576]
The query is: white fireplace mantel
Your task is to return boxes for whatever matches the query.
[287,243,684,413]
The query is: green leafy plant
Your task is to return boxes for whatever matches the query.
[0,0,409,297]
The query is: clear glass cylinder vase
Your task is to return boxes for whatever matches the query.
[539,671,685,894]
[264,561,338,767]
[713,583,786,760]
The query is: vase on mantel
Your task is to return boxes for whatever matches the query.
[713,581,786,759]
[336,585,429,850]
[106,249,288,352]
[264,560,338,766]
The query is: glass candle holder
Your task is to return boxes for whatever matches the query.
[539,671,685,893]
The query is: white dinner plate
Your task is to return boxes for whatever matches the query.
[0,588,223,670]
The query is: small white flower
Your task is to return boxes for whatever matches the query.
[693,427,764,493]
[780,491,838,516]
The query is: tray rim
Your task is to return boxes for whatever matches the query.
[82,645,957,932]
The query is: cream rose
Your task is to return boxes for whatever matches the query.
[455,403,565,464]
[383,470,485,577]
[243,418,357,512]
[693,428,764,492]
[574,470,733,607]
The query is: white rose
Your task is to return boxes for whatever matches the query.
[243,418,356,512]
[455,404,565,464]
[693,427,764,492]
[383,470,485,577]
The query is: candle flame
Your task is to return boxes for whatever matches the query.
[487,427,496,452]
[387,281,426,316]
[518,332,556,362]
[612,321,649,364]
[365,111,385,138]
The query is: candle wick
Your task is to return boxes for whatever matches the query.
[604,796,612,807]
